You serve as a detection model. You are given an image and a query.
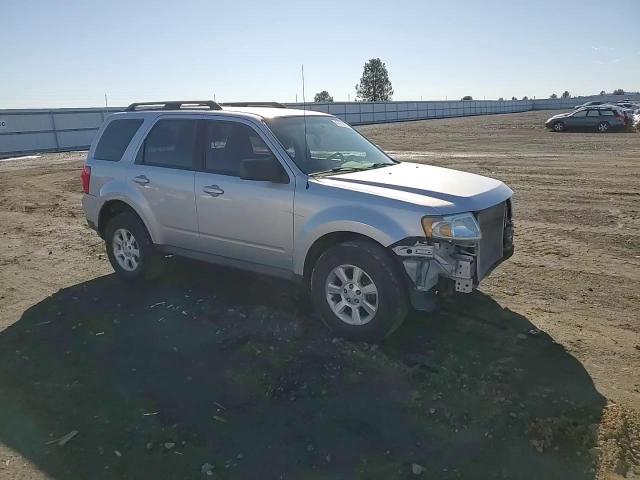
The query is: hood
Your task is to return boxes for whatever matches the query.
[310,162,513,215]
[547,112,572,121]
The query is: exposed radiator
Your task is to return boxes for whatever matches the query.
[476,202,506,280]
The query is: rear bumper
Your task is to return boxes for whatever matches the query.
[81,194,100,233]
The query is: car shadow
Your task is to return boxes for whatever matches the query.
[0,259,605,479]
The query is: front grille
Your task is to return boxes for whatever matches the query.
[476,201,506,280]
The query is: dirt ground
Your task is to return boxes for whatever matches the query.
[0,110,638,479]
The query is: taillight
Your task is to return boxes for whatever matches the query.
[81,165,91,194]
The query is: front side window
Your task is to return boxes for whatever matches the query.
[203,121,275,176]
[265,116,395,175]
[141,119,198,170]
[572,110,588,117]
[94,119,143,161]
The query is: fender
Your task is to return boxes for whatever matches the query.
[97,179,163,244]
[293,205,415,276]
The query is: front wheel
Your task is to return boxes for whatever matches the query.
[553,121,565,132]
[597,121,610,133]
[310,240,409,342]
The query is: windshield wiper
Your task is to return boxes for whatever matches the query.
[310,163,393,177]
[309,166,369,177]
[367,162,394,169]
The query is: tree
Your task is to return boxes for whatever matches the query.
[511,96,517,101]
[613,88,625,95]
[498,97,504,101]
[461,95,473,101]
[522,96,529,100]
[600,90,606,96]
[314,90,333,102]
[550,93,558,99]
[355,58,393,101]
[561,91,571,99]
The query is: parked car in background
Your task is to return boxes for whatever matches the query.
[81,100,515,341]
[545,106,627,132]
[613,102,640,112]
[573,101,604,109]
[605,103,638,126]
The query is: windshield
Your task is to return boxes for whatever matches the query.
[265,116,395,175]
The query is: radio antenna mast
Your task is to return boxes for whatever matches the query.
[302,64,310,188]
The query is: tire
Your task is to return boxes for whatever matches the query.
[553,121,565,132]
[597,121,610,133]
[104,212,164,281]
[310,240,409,342]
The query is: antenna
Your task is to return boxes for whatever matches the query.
[302,64,310,189]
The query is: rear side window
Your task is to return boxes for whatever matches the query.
[586,110,600,117]
[94,119,143,161]
[141,119,198,170]
[600,110,615,116]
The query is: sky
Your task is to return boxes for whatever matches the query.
[1,0,639,108]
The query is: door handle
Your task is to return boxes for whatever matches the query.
[202,185,224,197]
[133,175,150,185]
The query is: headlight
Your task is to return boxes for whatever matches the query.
[421,212,481,241]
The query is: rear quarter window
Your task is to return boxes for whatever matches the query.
[94,119,143,161]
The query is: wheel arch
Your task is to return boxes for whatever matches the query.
[302,231,391,286]
[98,199,156,243]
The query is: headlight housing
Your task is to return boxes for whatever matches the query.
[421,212,482,241]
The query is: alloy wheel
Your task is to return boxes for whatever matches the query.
[113,228,141,272]
[325,264,379,325]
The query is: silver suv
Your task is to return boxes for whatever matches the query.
[81,100,514,341]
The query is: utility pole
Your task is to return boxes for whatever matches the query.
[104,93,108,108]
[296,94,298,103]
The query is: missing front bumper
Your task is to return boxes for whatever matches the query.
[393,241,477,294]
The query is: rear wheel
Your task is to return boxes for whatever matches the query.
[553,121,565,132]
[310,240,409,342]
[104,212,164,281]
[597,121,610,133]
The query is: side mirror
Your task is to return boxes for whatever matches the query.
[239,157,288,183]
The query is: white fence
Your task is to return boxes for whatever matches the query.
[1,95,638,157]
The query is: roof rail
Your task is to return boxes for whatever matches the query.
[221,102,287,109]
[125,100,222,112]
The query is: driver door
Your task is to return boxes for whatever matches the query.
[194,119,295,271]
[569,109,588,128]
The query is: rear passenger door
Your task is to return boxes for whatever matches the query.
[130,117,200,251]
[194,119,294,271]
[585,109,601,128]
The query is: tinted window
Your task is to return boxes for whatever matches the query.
[203,121,274,176]
[586,110,600,117]
[142,119,198,170]
[600,110,615,116]
[94,119,143,161]
[573,110,587,117]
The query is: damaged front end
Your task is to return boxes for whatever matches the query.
[392,200,514,311]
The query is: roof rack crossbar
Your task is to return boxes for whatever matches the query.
[221,102,286,109]
[125,100,222,112]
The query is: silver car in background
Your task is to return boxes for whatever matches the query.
[81,100,514,341]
